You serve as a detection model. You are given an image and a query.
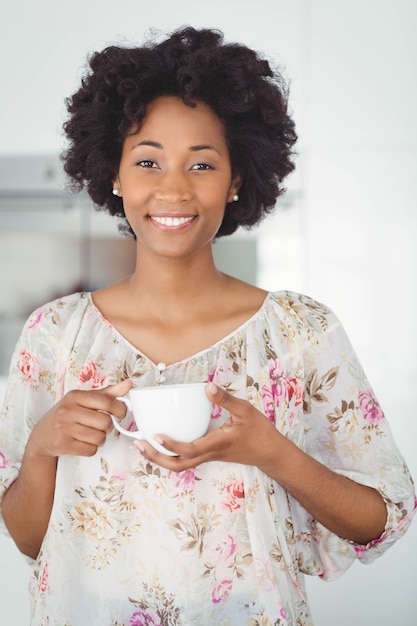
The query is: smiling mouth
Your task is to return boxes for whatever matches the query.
[149,215,196,227]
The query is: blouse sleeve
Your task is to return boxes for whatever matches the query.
[0,304,66,537]
[297,294,416,579]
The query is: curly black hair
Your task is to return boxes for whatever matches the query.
[62,26,297,238]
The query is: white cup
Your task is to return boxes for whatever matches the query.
[111,382,212,456]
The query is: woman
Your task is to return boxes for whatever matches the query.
[0,27,415,625]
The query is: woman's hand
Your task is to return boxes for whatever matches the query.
[1,379,132,559]
[133,381,282,471]
[27,378,132,459]
[134,382,387,544]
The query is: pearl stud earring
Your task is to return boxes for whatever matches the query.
[233,194,239,202]
[112,188,120,196]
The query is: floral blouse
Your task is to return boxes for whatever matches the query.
[0,291,415,626]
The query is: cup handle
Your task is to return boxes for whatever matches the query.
[110,395,144,441]
[111,395,178,456]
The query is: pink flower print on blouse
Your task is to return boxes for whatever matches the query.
[125,419,137,432]
[38,561,49,594]
[261,358,288,422]
[129,609,162,626]
[222,480,245,512]
[19,349,41,383]
[27,310,43,329]
[210,403,222,420]
[287,376,304,427]
[358,388,385,423]
[253,556,276,592]
[262,359,304,423]
[287,377,304,410]
[261,383,279,422]
[210,364,235,388]
[0,451,8,469]
[79,360,106,389]
[206,532,237,565]
[211,579,233,604]
[169,469,196,491]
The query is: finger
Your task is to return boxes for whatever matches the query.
[77,407,114,432]
[65,439,102,458]
[45,408,110,457]
[96,379,133,429]
[56,396,118,432]
[72,421,109,448]
[64,379,131,413]
[66,380,132,426]
[148,428,225,463]
[133,438,212,471]
[205,382,247,415]
[98,378,133,398]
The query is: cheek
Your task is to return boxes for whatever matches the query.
[205,185,230,210]
[120,188,149,216]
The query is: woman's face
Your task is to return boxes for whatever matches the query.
[114,96,241,260]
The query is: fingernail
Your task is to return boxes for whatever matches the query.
[207,381,218,394]
[133,442,145,453]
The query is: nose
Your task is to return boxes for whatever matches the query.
[154,170,192,203]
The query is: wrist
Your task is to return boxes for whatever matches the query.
[257,428,297,480]
[24,434,58,465]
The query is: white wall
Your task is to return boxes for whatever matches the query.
[1,1,416,624]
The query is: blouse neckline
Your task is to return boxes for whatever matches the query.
[87,290,273,369]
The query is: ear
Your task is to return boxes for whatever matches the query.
[227,173,242,203]
[112,177,122,198]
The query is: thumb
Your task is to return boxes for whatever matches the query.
[101,378,133,398]
[206,381,242,413]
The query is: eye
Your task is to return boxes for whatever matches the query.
[136,159,158,169]
[191,163,213,171]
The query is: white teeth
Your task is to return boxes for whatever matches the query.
[151,216,194,226]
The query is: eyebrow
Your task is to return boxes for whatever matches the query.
[189,144,220,154]
[132,140,221,154]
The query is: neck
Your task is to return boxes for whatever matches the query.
[127,244,228,316]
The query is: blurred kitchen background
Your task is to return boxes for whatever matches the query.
[0,1,416,624]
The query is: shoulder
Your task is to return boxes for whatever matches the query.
[268,290,338,329]
[265,290,350,357]
[7,293,94,392]
[23,292,93,338]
